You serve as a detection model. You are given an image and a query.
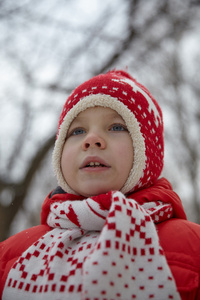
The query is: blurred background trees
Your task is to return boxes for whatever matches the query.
[0,0,200,241]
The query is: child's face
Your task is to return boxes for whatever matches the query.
[61,107,134,197]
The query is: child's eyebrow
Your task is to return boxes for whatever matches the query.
[106,112,124,120]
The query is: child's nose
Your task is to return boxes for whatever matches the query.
[82,132,106,150]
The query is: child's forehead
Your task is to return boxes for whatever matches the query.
[72,106,125,123]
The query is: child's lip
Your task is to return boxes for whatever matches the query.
[80,156,110,169]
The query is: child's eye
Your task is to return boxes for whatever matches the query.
[110,124,127,132]
[69,128,86,136]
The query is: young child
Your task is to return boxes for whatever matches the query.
[0,70,200,300]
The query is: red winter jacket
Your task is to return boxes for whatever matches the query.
[0,178,200,299]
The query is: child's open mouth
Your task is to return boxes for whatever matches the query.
[80,157,111,170]
[85,162,106,168]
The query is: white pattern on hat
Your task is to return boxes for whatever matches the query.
[112,77,162,127]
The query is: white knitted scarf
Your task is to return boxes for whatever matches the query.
[3,191,180,300]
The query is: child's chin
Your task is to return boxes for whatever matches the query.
[77,180,124,198]
[80,187,111,198]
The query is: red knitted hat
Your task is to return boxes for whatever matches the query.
[52,70,164,195]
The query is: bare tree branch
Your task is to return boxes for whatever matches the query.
[0,134,55,241]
